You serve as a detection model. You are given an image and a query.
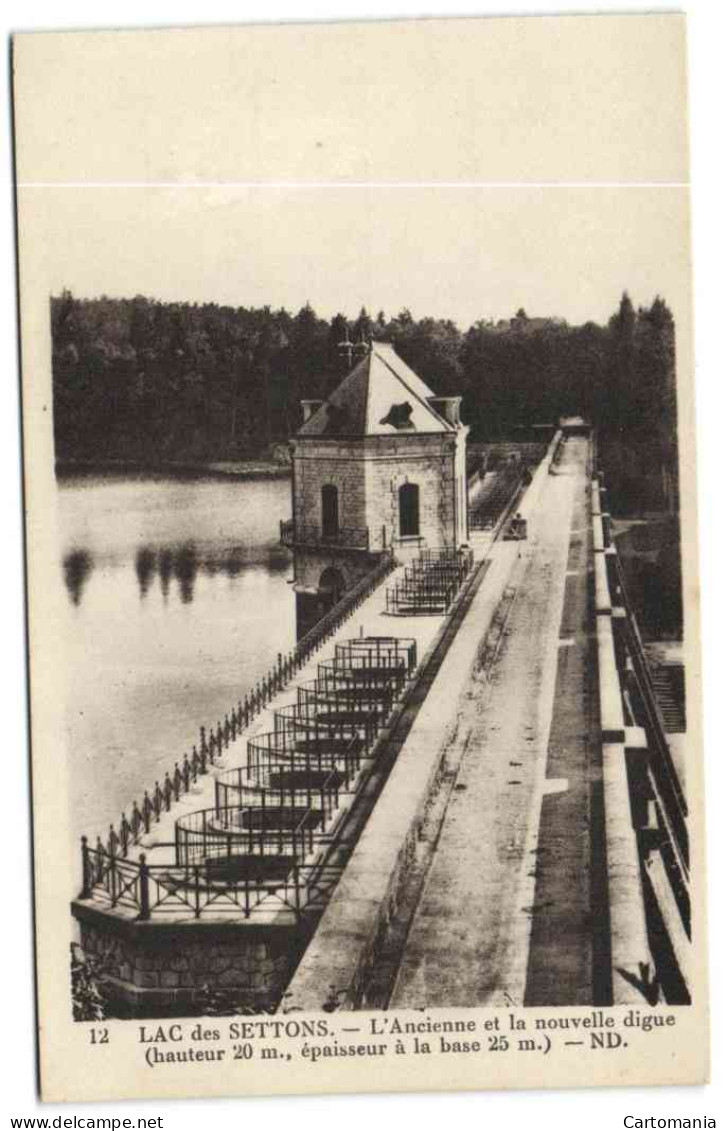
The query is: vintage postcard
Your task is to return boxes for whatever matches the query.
[13,12,708,1103]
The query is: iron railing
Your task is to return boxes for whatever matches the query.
[246,728,363,781]
[274,698,379,752]
[385,546,474,616]
[469,463,524,530]
[610,556,689,931]
[280,520,370,550]
[175,805,319,869]
[595,476,690,935]
[90,551,396,862]
[333,636,418,678]
[79,631,417,923]
[297,677,395,724]
[214,763,348,822]
[79,838,343,922]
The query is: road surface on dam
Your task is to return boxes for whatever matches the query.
[390,436,600,1009]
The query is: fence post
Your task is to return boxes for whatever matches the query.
[293,859,302,920]
[194,865,201,919]
[139,854,150,921]
[80,836,92,899]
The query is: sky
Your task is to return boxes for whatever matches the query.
[23,183,690,329]
[14,15,691,330]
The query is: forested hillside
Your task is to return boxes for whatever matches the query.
[51,291,678,515]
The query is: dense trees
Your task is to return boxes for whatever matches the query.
[595,293,679,514]
[51,291,679,514]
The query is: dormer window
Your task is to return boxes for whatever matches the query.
[380,402,414,431]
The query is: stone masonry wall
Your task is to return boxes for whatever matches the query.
[292,435,467,556]
[78,917,298,1015]
[293,441,368,536]
[293,547,376,595]
[364,439,458,553]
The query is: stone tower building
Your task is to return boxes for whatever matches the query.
[281,341,469,637]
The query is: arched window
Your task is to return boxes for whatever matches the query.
[321,484,339,538]
[399,482,420,538]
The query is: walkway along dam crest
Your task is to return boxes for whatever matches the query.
[72,346,690,1016]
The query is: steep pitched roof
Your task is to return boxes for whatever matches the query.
[297,342,454,437]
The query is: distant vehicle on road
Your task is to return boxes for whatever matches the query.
[503,513,528,541]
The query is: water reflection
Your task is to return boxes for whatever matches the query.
[63,539,293,607]
[135,547,156,598]
[63,549,94,606]
[158,548,173,600]
[173,544,197,604]
[129,543,288,602]
[58,473,296,850]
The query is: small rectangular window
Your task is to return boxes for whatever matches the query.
[399,482,420,538]
[321,484,339,537]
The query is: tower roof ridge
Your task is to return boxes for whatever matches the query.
[297,341,454,438]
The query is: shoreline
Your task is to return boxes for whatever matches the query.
[55,457,292,481]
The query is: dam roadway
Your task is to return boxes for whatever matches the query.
[80,431,625,1016]
[284,434,609,1011]
[388,435,603,1007]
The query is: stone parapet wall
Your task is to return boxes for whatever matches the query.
[75,909,300,1015]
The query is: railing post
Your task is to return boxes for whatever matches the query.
[80,835,92,899]
[132,799,143,842]
[293,859,302,920]
[194,865,201,919]
[139,853,150,921]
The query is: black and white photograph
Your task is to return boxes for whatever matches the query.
[11,7,711,1104]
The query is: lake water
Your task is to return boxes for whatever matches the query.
[57,472,294,847]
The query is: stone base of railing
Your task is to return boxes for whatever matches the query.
[73,903,304,1017]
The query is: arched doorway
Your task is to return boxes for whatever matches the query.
[398,482,420,538]
[318,566,346,611]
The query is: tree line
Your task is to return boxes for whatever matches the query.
[51,290,678,514]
